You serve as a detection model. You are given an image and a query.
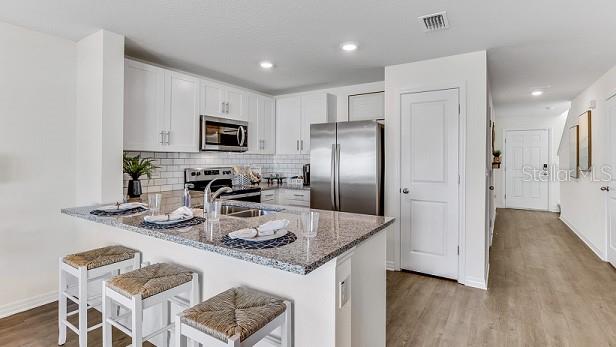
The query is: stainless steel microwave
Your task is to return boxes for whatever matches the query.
[200,115,248,152]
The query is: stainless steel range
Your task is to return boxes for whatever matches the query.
[184,167,261,202]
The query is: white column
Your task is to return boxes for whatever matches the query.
[75,30,124,205]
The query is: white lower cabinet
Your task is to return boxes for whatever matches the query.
[277,189,310,207]
[261,189,277,203]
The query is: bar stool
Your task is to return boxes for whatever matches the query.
[102,263,200,347]
[58,245,141,347]
[175,287,292,347]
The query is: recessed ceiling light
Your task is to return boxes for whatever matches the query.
[531,90,544,96]
[340,42,358,52]
[260,61,274,69]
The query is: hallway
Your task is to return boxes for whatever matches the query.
[387,208,616,346]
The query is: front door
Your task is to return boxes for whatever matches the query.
[400,89,459,280]
[504,129,549,210]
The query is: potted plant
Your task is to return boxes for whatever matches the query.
[123,154,158,198]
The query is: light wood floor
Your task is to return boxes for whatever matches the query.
[3,209,616,346]
[387,208,616,346]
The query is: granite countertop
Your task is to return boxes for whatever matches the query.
[61,192,394,275]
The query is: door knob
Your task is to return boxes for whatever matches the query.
[601,186,610,192]
[402,188,409,194]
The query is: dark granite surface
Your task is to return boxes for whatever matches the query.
[61,191,394,275]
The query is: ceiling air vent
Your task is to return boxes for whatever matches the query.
[418,11,450,32]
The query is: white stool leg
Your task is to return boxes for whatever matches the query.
[58,259,67,345]
[133,252,142,270]
[175,315,187,347]
[188,273,200,347]
[281,300,292,347]
[78,266,88,347]
[161,299,170,347]
[102,282,112,347]
[131,295,143,347]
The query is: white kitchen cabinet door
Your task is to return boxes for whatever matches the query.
[124,60,166,151]
[276,96,302,154]
[300,93,329,154]
[226,87,245,120]
[165,71,199,152]
[244,93,260,153]
[259,96,276,154]
[201,80,226,117]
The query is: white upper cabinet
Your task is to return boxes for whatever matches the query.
[124,60,166,151]
[124,59,198,152]
[246,93,276,154]
[200,81,246,121]
[259,96,276,154]
[276,93,335,155]
[164,71,199,152]
[200,81,225,117]
[276,96,302,155]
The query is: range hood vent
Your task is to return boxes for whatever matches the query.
[419,11,450,32]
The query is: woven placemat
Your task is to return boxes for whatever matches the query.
[91,207,148,216]
[139,217,206,230]
[221,232,297,250]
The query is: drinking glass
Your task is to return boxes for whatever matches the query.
[207,200,222,222]
[301,211,319,238]
[148,193,162,215]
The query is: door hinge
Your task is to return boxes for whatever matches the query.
[458,104,461,115]
[458,175,461,184]
[504,193,506,199]
[457,246,460,255]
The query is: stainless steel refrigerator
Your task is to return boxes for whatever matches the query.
[310,120,384,215]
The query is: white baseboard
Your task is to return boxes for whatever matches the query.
[0,290,58,319]
[386,260,397,271]
[559,216,606,261]
[463,276,487,290]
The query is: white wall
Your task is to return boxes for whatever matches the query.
[494,112,568,212]
[0,21,79,316]
[275,81,384,122]
[75,30,125,205]
[558,65,616,260]
[384,51,490,289]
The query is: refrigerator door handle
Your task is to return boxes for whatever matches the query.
[335,144,341,210]
[331,144,337,210]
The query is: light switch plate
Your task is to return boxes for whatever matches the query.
[338,277,350,308]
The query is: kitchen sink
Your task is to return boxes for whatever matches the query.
[220,205,277,218]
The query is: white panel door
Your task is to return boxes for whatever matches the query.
[276,96,301,154]
[201,81,225,117]
[165,72,199,152]
[400,89,459,279]
[259,96,276,154]
[300,93,328,154]
[505,129,549,210]
[123,60,165,151]
[606,96,616,267]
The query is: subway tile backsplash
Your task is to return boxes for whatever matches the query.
[123,151,309,193]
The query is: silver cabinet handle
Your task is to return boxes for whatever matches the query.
[165,131,170,145]
[225,102,230,114]
[297,140,299,151]
[160,131,164,145]
[221,101,225,113]
[301,139,304,151]
[402,188,409,194]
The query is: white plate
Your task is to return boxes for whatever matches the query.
[237,229,288,242]
[145,216,193,225]
[98,203,146,211]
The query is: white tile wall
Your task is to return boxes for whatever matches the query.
[123,151,309,193]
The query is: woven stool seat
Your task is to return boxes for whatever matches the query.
[63,245,138,270]
[107,263,193,299]
[180,287,287,343]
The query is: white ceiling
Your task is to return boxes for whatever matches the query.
[1,0,616,117]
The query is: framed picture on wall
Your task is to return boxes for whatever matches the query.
[569,125,579,178]
[578,111,592,171]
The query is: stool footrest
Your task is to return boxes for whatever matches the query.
[62,320,79,335]
[106,317,132,336]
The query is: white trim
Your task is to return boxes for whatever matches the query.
[386,260,396,271]
[0,290,58,319]
[393,82,467,285]
[464,277,488,290]
[503,128,551,211]
[560,215,607,261]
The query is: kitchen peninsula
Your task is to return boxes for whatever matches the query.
[62,193,394,347]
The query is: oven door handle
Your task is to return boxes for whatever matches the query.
[239,126,246,146]
[218,191,261,200]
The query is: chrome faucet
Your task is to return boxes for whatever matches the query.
[204,179,233,203]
